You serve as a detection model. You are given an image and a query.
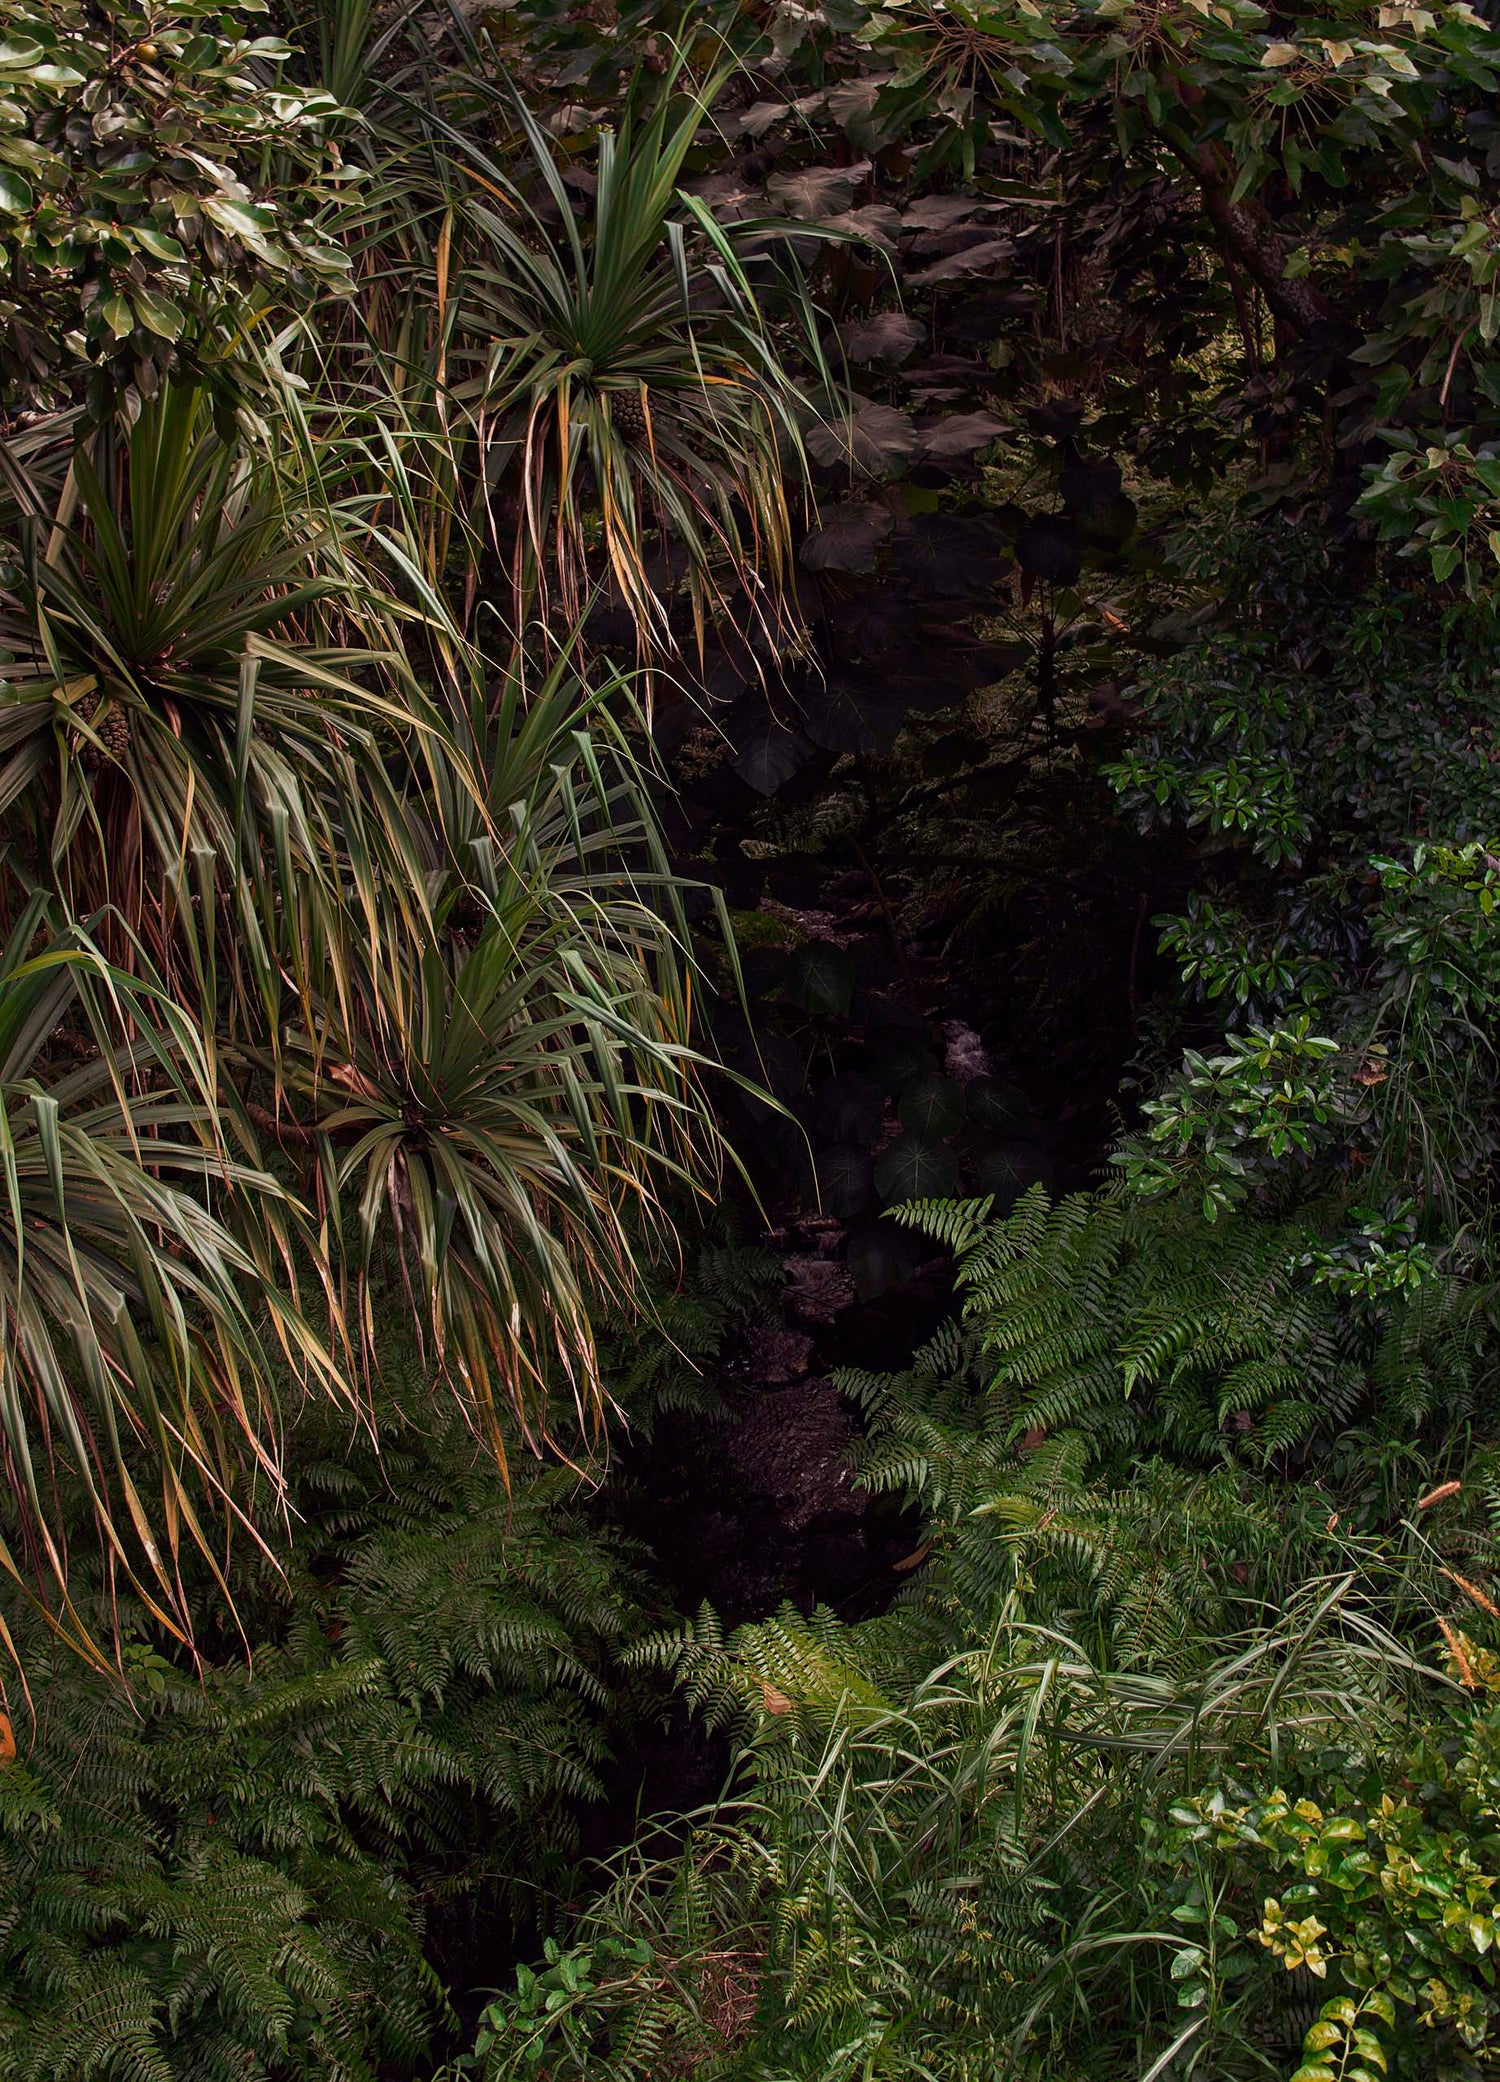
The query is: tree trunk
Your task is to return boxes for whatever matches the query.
[1170,140,1337,338]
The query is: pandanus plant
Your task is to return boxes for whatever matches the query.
[0,904,334,1656]
[0,384,444,1027]
[455,64,813,665]
[0,387,738,1638]
[254,649,730,1463]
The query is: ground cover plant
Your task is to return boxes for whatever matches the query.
[2,0,1500,2077]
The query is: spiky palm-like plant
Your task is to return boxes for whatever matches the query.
[456,69,811,664]
[0,904,332,1651]
[0,378,740,1627]
[258,649,729,1460]
[0,386,449,1022]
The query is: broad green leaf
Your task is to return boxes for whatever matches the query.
[898,1075,965,1139]
[201,195,277,240]
[131,288,184,340]
[787,941,855,1016]
[874,1133,958,1204]
[130,225,186,262]
[816,1142,875,1218]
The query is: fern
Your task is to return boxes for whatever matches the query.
[0,1370,656,2080]
[595,1233,786,1431]
[884,1185,1488,1470]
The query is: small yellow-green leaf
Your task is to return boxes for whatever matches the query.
[1321,1818,1366,1843]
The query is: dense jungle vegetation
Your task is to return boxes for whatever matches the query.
[7,0,1500,2074]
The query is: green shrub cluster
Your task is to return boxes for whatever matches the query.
[461,1188,1500,2079]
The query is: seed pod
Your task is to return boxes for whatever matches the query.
[98,702,132,762]
[611,387,648,442]
[73,694,131,770]
[73,692,103,772]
